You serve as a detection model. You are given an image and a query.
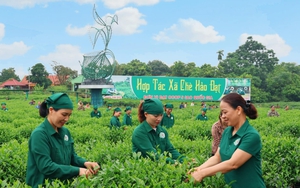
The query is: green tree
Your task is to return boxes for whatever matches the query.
[170,61,186,77]
[29,63,52,89]
[250,86,269,103]
[218,36,279,89]
[147,60,171,76]
[266,62,300,101]
[217,50,224,61]
[183,62,197,77]
[123,59,151,76]
[51,61,78,85]
[113,62,126,75]
[189,66,202,77]
[198,64,218,77]
[238,73,268,103]
[0,68,20,82]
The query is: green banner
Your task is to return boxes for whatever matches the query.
[104,76,251,101]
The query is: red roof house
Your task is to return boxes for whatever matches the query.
[0,78,27,89]
[21,75,61,89]
[48,75,60,86]
[21,76,36,90]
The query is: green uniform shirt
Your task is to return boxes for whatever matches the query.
[195,114,208,121]
[110,116,121,128]
[26,119,86,188]
[132,121,183,163]
[219,119,265,188]
[91,110,101,118]
[160,113,175,128]
[123,114,132,126]
[1,107,8,111]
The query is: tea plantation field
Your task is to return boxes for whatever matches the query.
[0,93,299,187]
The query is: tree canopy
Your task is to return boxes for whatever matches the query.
[0,68,20,82]
[51,61,78,85]
[218,36,279,89]
[28,63,52,89]
[122,59,151,76]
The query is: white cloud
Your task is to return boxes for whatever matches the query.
[75,0,96,4]
[0,0,166,9]
[102,0,159,9]
[38,44,83,74]
[0,42,31,60]
[0,0,96,9]
[15,67,29,80]
[0,23,31,60]
[111,7,147,35]
[153,18,225,44]
[0,0,161,9]
[66,24,92,36]
[66,7,146,37]
[0,0,57,9]
[0,23,4,40]
[240,33,292,57]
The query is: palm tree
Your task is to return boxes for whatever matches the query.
[217,50,224,62]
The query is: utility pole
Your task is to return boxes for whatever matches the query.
[28,67,31,91]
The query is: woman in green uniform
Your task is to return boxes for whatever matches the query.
[195,108,208,121]
[1,102,8,111]
[132,99,184,164]
[90,105,101,118]
[26,93,100,188]
[106,103,112,111]
[189,93,265,188]
[160,103,175,128]
[110,107,122,128]
[123,106,132,126]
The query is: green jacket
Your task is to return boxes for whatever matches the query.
[26,119,86,188]
[91,110,101,118]
[110,116,121,128]
[195,114,208,121]
[160,112,175,128]
[132,121,184,163]
[123,114,132,126]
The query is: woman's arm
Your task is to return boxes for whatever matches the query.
[196,148,222,171]
[191,149,252,182]
[211,122,221,155]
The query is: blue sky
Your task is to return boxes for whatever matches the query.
[0,0,299,79]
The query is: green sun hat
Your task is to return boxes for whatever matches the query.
[125,106,132,112]
[143,99,163,115]
[1,102,6,106]
[45,93,73,110]
[202,108,207,112]
[114,107,122,112]
[165,103,174,109]
[93,105,98,110]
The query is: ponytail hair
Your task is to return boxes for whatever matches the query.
[39,101,48,118]
[137,102,146,123]
[221,93,258,119]
[39,101,59,118]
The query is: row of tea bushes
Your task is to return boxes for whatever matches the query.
[0,96,299,187]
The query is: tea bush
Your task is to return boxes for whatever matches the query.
[0,94,299,187]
